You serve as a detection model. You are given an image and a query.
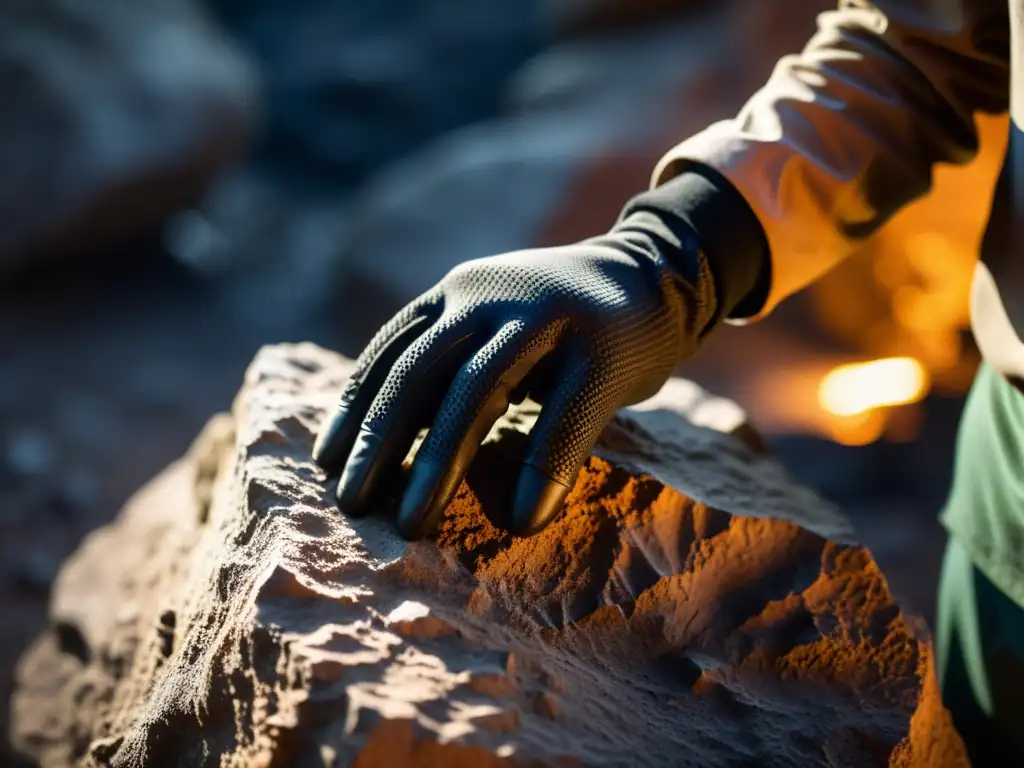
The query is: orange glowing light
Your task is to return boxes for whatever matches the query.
[824,410,887,447]
[817,357,930,418]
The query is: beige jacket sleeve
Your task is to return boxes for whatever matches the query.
[654,1,1010,320]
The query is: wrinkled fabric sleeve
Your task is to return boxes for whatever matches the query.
[653,0,1010,320]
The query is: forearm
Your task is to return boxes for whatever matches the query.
[653,1,1009,319]
[619,168,770,324]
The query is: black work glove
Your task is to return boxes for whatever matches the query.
[314,167,769,539]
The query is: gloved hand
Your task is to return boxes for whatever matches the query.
[314,168,768,539]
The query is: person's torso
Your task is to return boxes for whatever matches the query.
[939,0,1024,605]
[972,0,1024,387]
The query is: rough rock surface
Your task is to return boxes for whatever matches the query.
[0,0,259,272]
[11,344,968,767]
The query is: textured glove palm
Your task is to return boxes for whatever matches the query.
[313,218,718,539]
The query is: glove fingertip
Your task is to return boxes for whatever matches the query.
[335,429,384,517]
[509,466,570,537]
[396,458,446,540]
[312,406,352,471]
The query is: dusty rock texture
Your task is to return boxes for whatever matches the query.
[10,344,967,767]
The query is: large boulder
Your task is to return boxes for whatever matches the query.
[10,344,967,767]
[0,0,259,272]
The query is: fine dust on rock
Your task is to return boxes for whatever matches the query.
[11,343,967,767]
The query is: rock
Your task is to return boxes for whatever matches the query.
[547,0,712,37]
[205,0,548,188]
[50,467,101,516]
[10,549,61,594]
[0,0,259,272]
[10,343,968,767]
[3,430,54,479]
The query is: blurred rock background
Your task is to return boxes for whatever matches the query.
[0,1,1002,763]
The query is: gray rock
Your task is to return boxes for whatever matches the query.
[11,548,60,593]
[51,467,100,514]
[545,0,710,36]
[4,430,54,478]
[206,0,549,187]
[10,343,967,767]
[0,0,260,271]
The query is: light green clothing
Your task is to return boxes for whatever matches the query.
[936,537,1024,764]
[936,362,1024,762]
[941,363,1024,608]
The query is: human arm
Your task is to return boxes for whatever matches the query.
[656,0,1009,320]
[314,1,1010,538]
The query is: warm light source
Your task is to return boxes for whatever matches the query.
[817,357,930,417]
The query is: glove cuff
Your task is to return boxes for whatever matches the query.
[616,165,770,323]
[610,211,718,340]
